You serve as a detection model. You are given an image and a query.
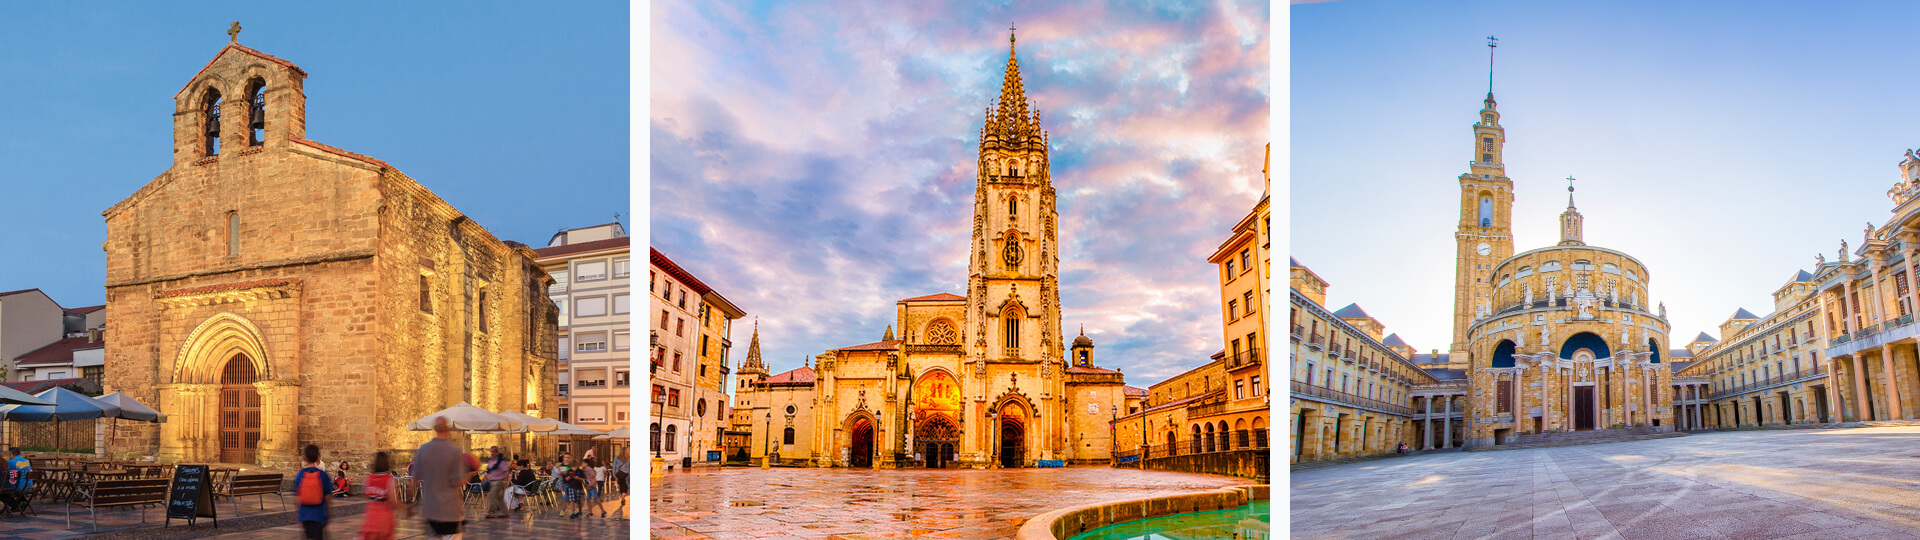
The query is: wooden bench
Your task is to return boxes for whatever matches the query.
[66,478,170,531]
[219,473,285,513]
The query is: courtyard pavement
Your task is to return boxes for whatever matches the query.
[1291,425,1920,539]
[649,466,1253,539]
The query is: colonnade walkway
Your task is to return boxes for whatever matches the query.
[1292,425,1920,539]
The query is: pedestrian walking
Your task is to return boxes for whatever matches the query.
[357,452,402,540]
[482,446,511,518]
[411,416,477,539]
[294,444,333,540]
[591,458,609,517]
[562,459,587,519]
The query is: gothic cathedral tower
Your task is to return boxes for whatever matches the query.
[1449,91,1515,363]
[962,28,1065,463]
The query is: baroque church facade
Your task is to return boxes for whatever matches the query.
[1450,91,1676,447]
[102,37,559,467]
[736,30,1129,469]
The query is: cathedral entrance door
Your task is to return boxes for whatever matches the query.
[219,355,262,464]
[850,420,874,468]
[999,420,1024,468]
[914,414,959,469]
[1574,386,1595,431]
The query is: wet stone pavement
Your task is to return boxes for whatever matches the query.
[210,492,633,539]
[1292,426,1920,539]
[649,466,1252,539]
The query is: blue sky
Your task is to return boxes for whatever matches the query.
[0,3,628,309]
[649,0,1271,386]
[1292,1,1920,353]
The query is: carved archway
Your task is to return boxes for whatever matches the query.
[159,312,298,467]
[841,410,879,468]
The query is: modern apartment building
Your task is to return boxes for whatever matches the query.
[535,223,633,458]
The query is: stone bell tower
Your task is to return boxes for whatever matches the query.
[172,24,309,167]
[1450,39,1516,365]
[961,27,1067,465]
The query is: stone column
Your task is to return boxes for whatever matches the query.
[1422,396,1433,450]
[1538,362,1550,433]
[1442,395,1452,448]
[253,379,301,468]
[1903,244,1919,319]
[1843,282,1861,334]
[1853,355,1874,420]
[1878,350,1905,419]
[156,383,220,463]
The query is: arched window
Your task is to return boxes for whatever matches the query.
[650,423,661,452]
[783,427,795,445]
[245,78,266,146]
[1003,308,1022,353]
[226,211,239,256]
[202,89,223,156]
[1491,340,1517,368]
[1009,198,1018,218]
[1542,261,1562,272]
[665,424,678,451]
[1479,197,1493,227]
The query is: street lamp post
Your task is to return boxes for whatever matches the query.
[651,393,667,478]
[762,412,773,469]
[1109,404,1118,465]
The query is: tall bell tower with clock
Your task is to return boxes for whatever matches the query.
[1450,38,1515,364]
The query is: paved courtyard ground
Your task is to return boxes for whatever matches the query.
[649,466,1253,539]
[1291,426,1920,539]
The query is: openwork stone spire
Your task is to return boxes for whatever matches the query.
[742,318,767,374]
[984,25,1042,146]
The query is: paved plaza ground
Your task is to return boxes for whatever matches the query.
[649,466,1254,539]
[0,488,630,540]
[1291,425,1920,539]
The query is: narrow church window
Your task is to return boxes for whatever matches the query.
[1478,197,1492,227]
[1483,137,1495,152]
[419,275,432,313]
[202,89,222,156]
[1010,199,1018,218]
[226,211,239,255]
[246,78,266,146]
[1004,317,1021,351]
[1482,153,1493,163]
[783,427,796,445]
[479,292,490,333]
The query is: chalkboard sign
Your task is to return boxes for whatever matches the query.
[165,464,218,527]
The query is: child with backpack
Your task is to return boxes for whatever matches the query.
[294,444,333,539]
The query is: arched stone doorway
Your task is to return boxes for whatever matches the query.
[910,369,962,468]
[849,418,875,468]
[159,312,297,466]
[916,415,959,468]
[219,355,262,464]
[998,401,1026,468]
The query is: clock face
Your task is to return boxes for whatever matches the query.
[1476,243,1492,256]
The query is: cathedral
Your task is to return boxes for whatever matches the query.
[1449,88,1676,447]
[735,30,1129,469]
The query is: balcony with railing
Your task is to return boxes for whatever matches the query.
[1328,342,1343,357]
[1113,430,1270,463]
[557,383,570,397]
[1306,333,1325,350]
[1291,380,1414,416]
[1291,324,1305,341]
[1708,364,1827,400]
[1225,349,1261,370]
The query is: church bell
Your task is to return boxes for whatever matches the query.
[248,96,265,131]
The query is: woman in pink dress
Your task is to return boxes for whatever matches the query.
[358,452,403,540]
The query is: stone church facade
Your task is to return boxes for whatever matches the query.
[102,39,558,468]
[740,31,1128,469]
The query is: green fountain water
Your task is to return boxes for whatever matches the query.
[1066,500,1271,540]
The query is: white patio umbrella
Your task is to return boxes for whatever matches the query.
[544,421,606,437]
[592,426,630,440]
[405,402,524,432]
